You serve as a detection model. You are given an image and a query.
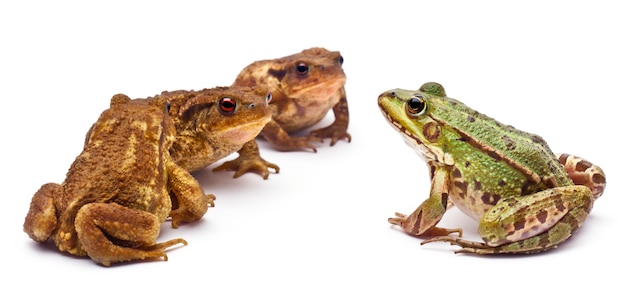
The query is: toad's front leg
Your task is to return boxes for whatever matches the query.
[74,203,186,266]
[167,161,214,228]
[261,120,321,152]
[213,140,280,179]
[309,88,351,146]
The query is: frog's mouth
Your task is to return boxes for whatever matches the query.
[382,110,439,164]
[378,94,451,166]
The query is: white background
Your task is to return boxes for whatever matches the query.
[2,1,623,295]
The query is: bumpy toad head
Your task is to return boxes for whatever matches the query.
[153,86,273,173]
[232,47,350,151]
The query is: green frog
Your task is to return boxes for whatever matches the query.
[377,82,606,254]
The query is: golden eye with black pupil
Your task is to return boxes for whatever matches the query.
[295,62,309,75]
[218,97,236,115]
[405,95,427,117]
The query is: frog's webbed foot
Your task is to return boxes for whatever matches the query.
[214,156,280,179]
[309,125,351,146]
[421,236,491,254]
[389,212,463,237]
[421,235,559,255]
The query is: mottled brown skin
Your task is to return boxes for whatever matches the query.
[23,94,213,266]
[233,47,350,153]
[143,86,277,179]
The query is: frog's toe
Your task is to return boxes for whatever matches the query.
[388,212,408,225]
[421,236,488,253]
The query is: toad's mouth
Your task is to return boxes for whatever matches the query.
[217,116,272,145]
[286,77,346,99]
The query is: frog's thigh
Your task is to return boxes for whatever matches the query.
[478,185,593,247]
[491,206,591,254]
[74,203,164,265]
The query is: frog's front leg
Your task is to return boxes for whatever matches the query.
[389,165,462,237]
[74,202,187,266]
[213,140,280,179]
[309,88,351,146]
[423,185,593,254]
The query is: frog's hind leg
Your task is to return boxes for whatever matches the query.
[422,186,594,255]
[557,153,606,199]
[75,203,186,266]
[423,205,590,254]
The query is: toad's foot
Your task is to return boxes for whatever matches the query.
[310,125,351,146]
[388,212,463,237]
[98,238,188,267]
[214,156,280,179]
[273,135,322,152]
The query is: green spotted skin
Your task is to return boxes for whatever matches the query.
[378,82,606,254]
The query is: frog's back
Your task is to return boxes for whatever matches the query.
[434,96,572,188]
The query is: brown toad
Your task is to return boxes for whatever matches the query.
[233,47,350,153]
[143,86,276,179]
[23,94,213,266]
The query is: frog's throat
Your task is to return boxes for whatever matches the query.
[397,121,454,166]
[381,110,454,166]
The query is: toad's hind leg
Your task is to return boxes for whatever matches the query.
[75,203,186,266]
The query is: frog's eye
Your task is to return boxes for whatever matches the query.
[218,97,237,115]
[266,92,272,104]
[337,56,344,65]
[295,63,309,75]
[405,96,427,117]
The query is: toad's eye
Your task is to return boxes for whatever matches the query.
[266,92,272,104]
[405,95,427,117]
[165,100,171,114]
[337,55,344,65]
[295,63,309,75]
[218,97,236,115]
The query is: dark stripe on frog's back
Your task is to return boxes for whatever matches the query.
[430,96,572,187]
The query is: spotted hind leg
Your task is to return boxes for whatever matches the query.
[557,153,606,199]
[422,202,592,254]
